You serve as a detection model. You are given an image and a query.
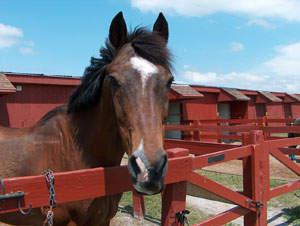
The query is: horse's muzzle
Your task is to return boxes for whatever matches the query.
[127,151,168,195]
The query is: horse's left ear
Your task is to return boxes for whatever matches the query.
[109,11,128,50]
[153,12,169,43]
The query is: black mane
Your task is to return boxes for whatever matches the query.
[67,27,173,113]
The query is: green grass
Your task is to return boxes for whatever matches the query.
[270,133,288,137]
[118,191,235,225]
[197,170,300,222]
[118,171,300,225]
[280,206,300,225]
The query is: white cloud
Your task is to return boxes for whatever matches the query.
[246,19,275,29]
[265,42,300,76]
[23,41,35,47]
[0,23,23,48]
[179,67,300,93]
[131,0,300,22]
[20,47,35,55]
[184,70,218,83]
[230,42,244,52]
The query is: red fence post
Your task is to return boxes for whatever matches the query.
[161,148,189,226]
[193,120,200,141]
[132,190,145,219]
[243,130,268,226]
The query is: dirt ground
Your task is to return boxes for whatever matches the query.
[203,155,299,181]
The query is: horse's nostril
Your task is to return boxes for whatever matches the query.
[129,156,141,178]
[155,153,167,174]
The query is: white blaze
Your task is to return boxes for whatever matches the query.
[130,56,158,88]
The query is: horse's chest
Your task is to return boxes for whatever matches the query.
[73,194,122,225]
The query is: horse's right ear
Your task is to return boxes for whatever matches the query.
[153,12,169,43]
[109,12,128,50]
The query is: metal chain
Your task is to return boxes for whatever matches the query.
[42,169,56,226]
[172,210,190,226]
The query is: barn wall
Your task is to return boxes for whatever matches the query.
[183,93,218,120]
[246,96,257,119]
[265,103,284,119]
[0,83,76,128]
[291,104,300,118]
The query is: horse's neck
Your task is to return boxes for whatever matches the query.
[69,91,124,168]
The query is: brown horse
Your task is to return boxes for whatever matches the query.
[0,12,173,226]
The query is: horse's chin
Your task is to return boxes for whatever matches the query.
[133,184,165,196]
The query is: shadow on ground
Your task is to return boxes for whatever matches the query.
[118,205,161,225]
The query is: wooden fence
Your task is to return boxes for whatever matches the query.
[0,130,300,225]
[166,117,297,142]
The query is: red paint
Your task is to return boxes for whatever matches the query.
[291,103,300,118]
[0,83,77,127]
[6,74,81,86]
[132,191,145,219]
[192,207,249,226]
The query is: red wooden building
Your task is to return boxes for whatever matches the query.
[1,72,300,130]
[0,73,80,128]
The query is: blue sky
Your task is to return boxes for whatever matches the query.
[1,0,300,93]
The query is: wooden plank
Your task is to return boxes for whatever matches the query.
[270,181,300,199]
[278,147,300,155]
[192,145,252,169]
[269,147,300,177]
[164,139,238,155]
[0,156,192,214]
[191,206,249,226]
[266,119,292,124]
[266,137,300,148]
[261,126,300,133]
[188,172,255,211]
[248,130,268,225]
[183,118,292,125]
[161,181,187,226]
[132,190,145,219]
[166,125,260,132]
[199,134,242,140]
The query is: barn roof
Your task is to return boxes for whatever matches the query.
[0,73,16,94]
[286,93,300,102]
[222,88,251,101]
[171,84,203,99]
[258,91,282,103]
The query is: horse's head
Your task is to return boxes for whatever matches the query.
[106,12,173,195]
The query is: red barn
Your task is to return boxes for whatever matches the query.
[0,73,80,128]
[1,72,300,130]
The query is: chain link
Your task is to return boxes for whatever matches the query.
[172,210,190,226]
[42,169,56,226]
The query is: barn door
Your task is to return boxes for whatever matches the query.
[217,103,230,119]
[256,103,266,118]
[165,102,181,139]
[217,103,231,141]
[284,103,291,118]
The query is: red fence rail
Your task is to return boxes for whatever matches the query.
[166,117,299,142]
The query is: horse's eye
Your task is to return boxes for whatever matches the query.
[166,77,174,89]
[109,76,120,89]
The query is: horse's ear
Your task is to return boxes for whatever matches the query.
[153,12,169,43]
[109,11,128,50]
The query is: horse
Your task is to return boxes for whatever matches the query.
[0,11,173,226]
[288,117,300,162]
